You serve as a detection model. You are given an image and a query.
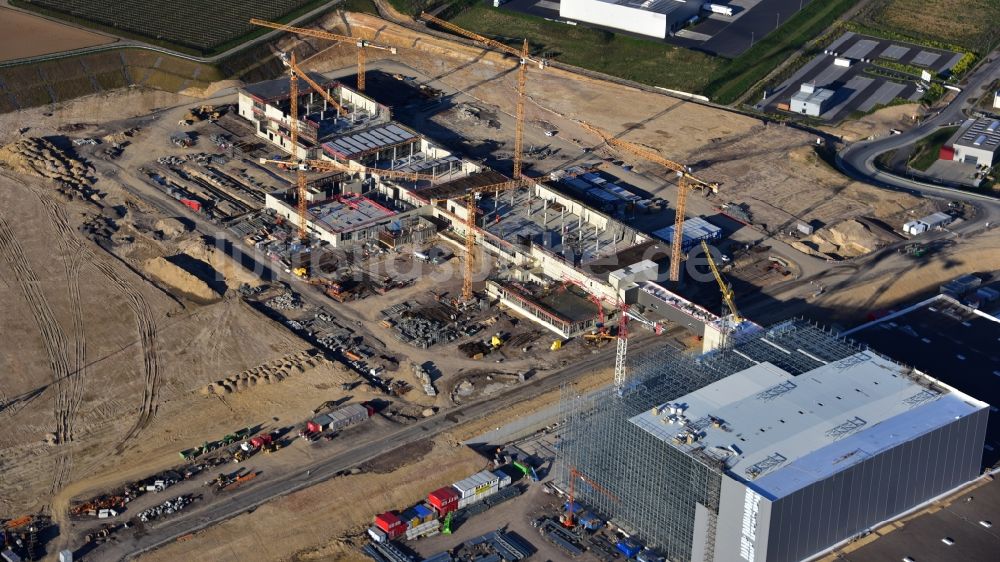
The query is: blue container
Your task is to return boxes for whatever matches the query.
[616,538,642,558]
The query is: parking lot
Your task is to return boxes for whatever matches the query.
[762,32,964,122]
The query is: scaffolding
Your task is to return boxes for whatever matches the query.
[557,319,865,561]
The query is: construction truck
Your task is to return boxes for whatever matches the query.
[491,333,504,349]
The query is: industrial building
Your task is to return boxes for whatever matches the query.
[559,0,701,39]
[789,82,835,117]
[559,320,988,562]
[944,117,1000,167]
[902,211,953,235]
[845,293,1000,467]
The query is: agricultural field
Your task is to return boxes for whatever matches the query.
[0,7,115,62]
[11,0,329,55]
[0,49,222,113]
[852,0,1000,54]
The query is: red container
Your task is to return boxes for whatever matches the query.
[250,434,272,448]
[364,403,375,417]
[428,487,460,516]
[306,421,322,434]
[374,512,406,538]
[939,145,955,160]
[180,198,202,212]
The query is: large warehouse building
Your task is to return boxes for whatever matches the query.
[945,117,1000,168]
[559,0,701,39]
[559,321,988,562]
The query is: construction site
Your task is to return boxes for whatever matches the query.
[0,4,999,562]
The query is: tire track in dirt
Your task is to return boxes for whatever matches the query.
[34,196,161,454]
[0,215,74,497]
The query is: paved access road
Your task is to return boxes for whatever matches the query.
[100,338,651,561]
[837,53,1000,209]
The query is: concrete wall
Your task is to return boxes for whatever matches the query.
[560,0,670,38]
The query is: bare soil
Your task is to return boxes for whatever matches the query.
[0,8,116,62]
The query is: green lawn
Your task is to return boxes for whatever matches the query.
[438,0,854,104]
[909,126,958,171]
[448,5,721,93]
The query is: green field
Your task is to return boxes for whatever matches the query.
[11,0,336,56]
[852,0,1000,54]
[909,126,958,171]
[435,0,854,104]
[448,6,722,93]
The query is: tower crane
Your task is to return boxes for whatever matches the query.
[700,240,742,323]
[563,466,618,528]
[435,178,530,302]
[250,18,398,91]
[580,122,719,283]
[420,13,546,179]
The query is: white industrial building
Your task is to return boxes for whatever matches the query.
[789,82,835,117]
[903,211,953,235]
[946,117,1000,168]
[559,0,701,39]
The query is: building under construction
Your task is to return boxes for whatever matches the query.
[558,320,988,562]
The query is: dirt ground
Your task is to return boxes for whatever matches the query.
[822,103,925,143]
[137,364,610,562]
[302,13,938,247]
[0,7,116,62]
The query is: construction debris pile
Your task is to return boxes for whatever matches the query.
[0,137,100,201]
[201,349,330,395]
[381,301,476,349]
[411,363,437,396]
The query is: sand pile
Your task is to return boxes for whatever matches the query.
[0,137,99,200]
[145,255,221,302]
[179,79,244,99]
[793,219,900,259]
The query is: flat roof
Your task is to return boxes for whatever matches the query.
[951,117,1000,151]
[587,241,670,276]
[630,352,987,499]
[845,295,1000,466]
[242,73,336,103]
[321,123,418,160]
[308,194,396,233]
[791,85,836,105]
[590,0,691,16]
[652,216,721,247]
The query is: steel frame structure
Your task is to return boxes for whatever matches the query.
[557,320,865,560]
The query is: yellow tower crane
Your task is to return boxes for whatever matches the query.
[580,122,719,283]
[250,18,398,91]
[420,13,546,179]
[700,240,742,323]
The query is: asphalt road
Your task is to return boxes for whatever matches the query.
[100,339,650,561]
[837,53,1000,209]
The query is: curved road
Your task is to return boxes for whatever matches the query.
[837,53,1000,211]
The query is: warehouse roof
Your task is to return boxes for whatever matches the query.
[592,0,691,16]
[951,117,1000,151]
[630,352,987,499]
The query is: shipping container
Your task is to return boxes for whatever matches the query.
[250,434,272,449]
[413,504,435,523]
[493,469,512,489]
[367,526,388,543]
[428,486,460,515]
[374,511,406,538]
[457,485,498,509]
[401,508,421,529]
[452,470,501,499]
[617,538,643,558]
